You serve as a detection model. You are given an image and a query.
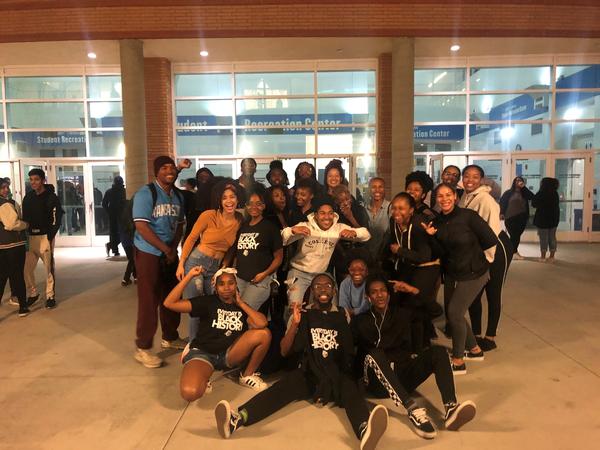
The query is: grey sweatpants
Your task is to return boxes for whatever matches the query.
[444,271,490,359]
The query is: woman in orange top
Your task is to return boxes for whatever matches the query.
[177,180,244,338]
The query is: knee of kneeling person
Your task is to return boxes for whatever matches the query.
[180,383,206,402]
[250,326,272,343]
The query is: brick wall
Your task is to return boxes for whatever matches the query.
[377,53,393,198]
[144,57,174,181]
[1,2,599,42]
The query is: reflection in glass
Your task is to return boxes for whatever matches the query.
[236,98,314,120]
[202,163,233,178]
[414,69,466,93]
[176,129,234,156]
[413,125,466,152]
[470,66,551,91]
[317,127,375,154]
[6,76,83,99]
[55,165,86,237]
[7,103,85,129]
[87,76,122,99]
[9,131,86,158]
[555,122,600,150]
[176,100,233,126]
[470,93,551,121]
[414,95,466,122]
[556,65,600,89]
[88,102,123,127]
[555,158,585,231]
[89,131,124,157]
[593,153,600,231]
[317,71,376,94]
[235,72,313,96]
[317,97,376,124]
[471,159,503,189]
[175,74,232,98]
[555,91,600,121]
[0,134,6,160]
[469,123,550,151]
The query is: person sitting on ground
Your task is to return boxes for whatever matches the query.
[338,258,370,317]
[213,273,389,450]
[352,274,477,440]
[282,199,371,311]
[164,267,271,399]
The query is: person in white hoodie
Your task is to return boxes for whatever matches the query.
[282,198,371,309]
[459,165,513,352]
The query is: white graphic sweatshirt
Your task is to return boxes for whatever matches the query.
[281,212,371,274]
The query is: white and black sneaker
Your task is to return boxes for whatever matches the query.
[444,401,477,431]
[239,372,267,391]
[359,404,388,450]
[408,407,437,439]
[451,362,467,375]
[464,350,484,361]
[215,400,242,439]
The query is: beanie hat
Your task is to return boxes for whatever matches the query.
[153,156,176,176]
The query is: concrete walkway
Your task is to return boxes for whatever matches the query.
[1,243,599,449]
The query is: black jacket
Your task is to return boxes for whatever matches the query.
[499,188,534,219]
[532,190,560,229]
[102,184,126,216]
[432,206,497,281]
[22,185,63,240]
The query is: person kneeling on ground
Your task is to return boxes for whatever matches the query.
[214,273,388,450]
[163,267,271,401]
[352,274,476,440]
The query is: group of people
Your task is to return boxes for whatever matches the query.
[0,156,561,449]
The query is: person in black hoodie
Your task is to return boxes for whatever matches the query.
[102,175,126,257]
[22,168,63,309]
[422,183,497,375]
[213,273,389,450]
[532,177,560,263]
[405,171,437,223]
[353,274,477,440]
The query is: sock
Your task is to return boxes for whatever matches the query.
[238,408,248,424]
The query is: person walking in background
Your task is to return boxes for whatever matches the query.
[0,178,30,316]
[102,175,126,257]
[119,198,136,286]
[500,177,534,260]
[533,177,560,263]
[22,168,63,309]
[132,156,187,368]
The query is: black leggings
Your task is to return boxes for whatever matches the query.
[0,245,27,309]
[240,368,370,438]
[363,347,456,409]
[469,231,513,337]
[505,213,528,254]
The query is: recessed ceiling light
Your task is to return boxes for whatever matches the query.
[450,45,460,52]
[87,52,97,59]
[199,50,209,57]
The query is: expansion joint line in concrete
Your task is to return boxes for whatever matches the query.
[161,402,190,450]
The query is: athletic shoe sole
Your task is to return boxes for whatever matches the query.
[360,405,388,450]
[410,422,437,439]
[215,400,232,439]
[134,353,162,369]
[446,401,477,431]
[464,353,485,362]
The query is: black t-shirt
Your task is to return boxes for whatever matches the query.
[189,295,248,354]
[235,218,283,282]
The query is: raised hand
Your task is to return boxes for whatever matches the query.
[292,302,302,326]
[421,221,437,236]
[292,225,311,236]
[340,229,357,239]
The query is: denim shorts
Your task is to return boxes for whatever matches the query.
[182,346,230,371]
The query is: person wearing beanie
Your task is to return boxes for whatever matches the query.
[102,175,126,257]
[132,155,187,368]
[266,160,289,187]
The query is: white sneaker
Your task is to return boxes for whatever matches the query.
[7,296,19,306]
[239,372,267,391]
[134,348,162,368]
[513,253,525,260]
[360,404,388,450]
[161,338,188,350]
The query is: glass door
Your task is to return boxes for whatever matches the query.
[90,163,125,247]
[468,154,508,199]
[553,155,589,238]
[593,152,600,241]
[428,154,443,185]
[51,163,89,246]
[512,156,547,234]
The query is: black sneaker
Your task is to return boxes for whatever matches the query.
[105,242,110,257]
[121,279,132,287]
[464,350,484,361]
[408,407,437,439]
[476,336,497,352]
[18,307,30,317]
[451,362,467,375]
[359,404,388,450]
[444,401,477,431]
[215,400,242,439]
[27,294,40,307]
[45,298,57,309]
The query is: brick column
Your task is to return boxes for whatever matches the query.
[144,57,174,181]
[377,53,392,198]
[391,38,415,196]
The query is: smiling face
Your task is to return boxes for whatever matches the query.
[156,163,177,186]
[369,179,385,202]
[442,166,460,186]
[246,193,265,219]
[462,167,483,194]
[0,183,9,198]
[334,190,352,210]
[367,280,389,313]
[435,185,457,214]
[326,168,342,190]
[215,273,237,302]
[29,174,44,192]
[295,187,313,208]
[391,196,414,226]
[406,181,425,205]
[271,188,287,211]
[348,260,368,287]
[315,204,335,230]
[311,274,335,306]
[221,188,238,214]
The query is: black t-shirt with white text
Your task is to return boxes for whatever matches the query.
[235,218,283,282]
[190,295,248,354]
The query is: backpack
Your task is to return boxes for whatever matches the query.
[128,183,185,233]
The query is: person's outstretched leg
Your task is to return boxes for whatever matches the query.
[226,328,272,390]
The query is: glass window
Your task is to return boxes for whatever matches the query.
[317,127,375,154]
[6,76,83,99]
[555,158,586,231]
[235,72,313,96]
[556,65,600,89]
[470,66,551,91]
[0,134,7,159]
[470,158,503,187]
[7,103,85,129]
[555,122,600,150]
[9,131,86,158]
[317,97,375,124]
[175,74,232,98]
[176,100,233,127]
[413,125,466,152]
[236,130,315,155]
[317,71,375,94]
[469,123,550,151]
[414,69,466,93]
[87,76,122,99]
[0,108,4,128]
[556,92,600,120]
[89,131,124,157]
[88,102,123,128]
[236,98,314,118]
[593,152,600,231]
[470,93,551,121]
[414,95,466,122]
[176,129,233,156]
[202,163,233,178]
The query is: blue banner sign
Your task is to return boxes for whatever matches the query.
[413,125,465,141]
